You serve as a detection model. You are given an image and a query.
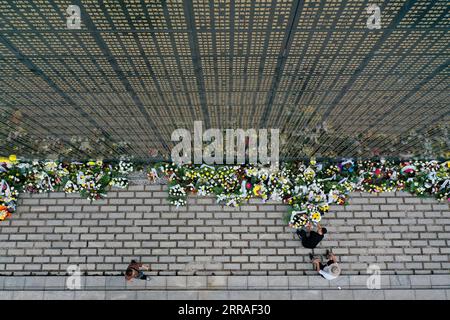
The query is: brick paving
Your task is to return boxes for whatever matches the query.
[0,182,449,276]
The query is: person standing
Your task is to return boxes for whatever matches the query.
[125,260,151,281]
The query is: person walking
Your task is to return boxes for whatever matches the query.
[125,259,151,281]
[310,249,340,280]
[296,222,327,249]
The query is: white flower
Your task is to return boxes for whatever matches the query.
[111,177,128,188]
[270,189,282,201]
[118,161,133,174]
[44,161,57,171]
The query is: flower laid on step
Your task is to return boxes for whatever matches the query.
[216,193,245,207]
[63,180,79,193]
[289,211,308,229]
[118,160,134,174]
[197,184,212,196]
[110,177,129,188]
[168,183,187,207]
[0,154,18,164]
[339,159,355,173]
[149,158,449,227]
[318,203,330,214]
[400,164,416,175]
[0,159,132,221]
[2,157,449,224]
[0,205,11,221]
[171,198,186,207]
[43,161,58,172]
[253,184,263,197]
[311,211,321,222]
[303,167,316,181]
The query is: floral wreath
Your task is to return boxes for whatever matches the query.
[1,155,449,226]
[148,159,449,229]
[0,155,133,221]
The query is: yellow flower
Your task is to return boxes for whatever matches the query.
[311,212,321,222]
[253,184,262,196]
[9,154,17,162]
[44,161,57,171]
[304,167,315,180]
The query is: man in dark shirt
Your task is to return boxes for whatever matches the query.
[296,223,327,249]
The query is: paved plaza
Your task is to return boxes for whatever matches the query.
[1,178,449,299]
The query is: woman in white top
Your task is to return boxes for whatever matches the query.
[311,250,341,280]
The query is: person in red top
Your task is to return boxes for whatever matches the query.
[125,260,151,281]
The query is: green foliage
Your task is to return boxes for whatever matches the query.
[149,159,450,227]
[0,160,132,221]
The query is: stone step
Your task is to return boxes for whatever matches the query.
[2,271,446,277]
[1,288,448,300]
[1,275,449,291]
